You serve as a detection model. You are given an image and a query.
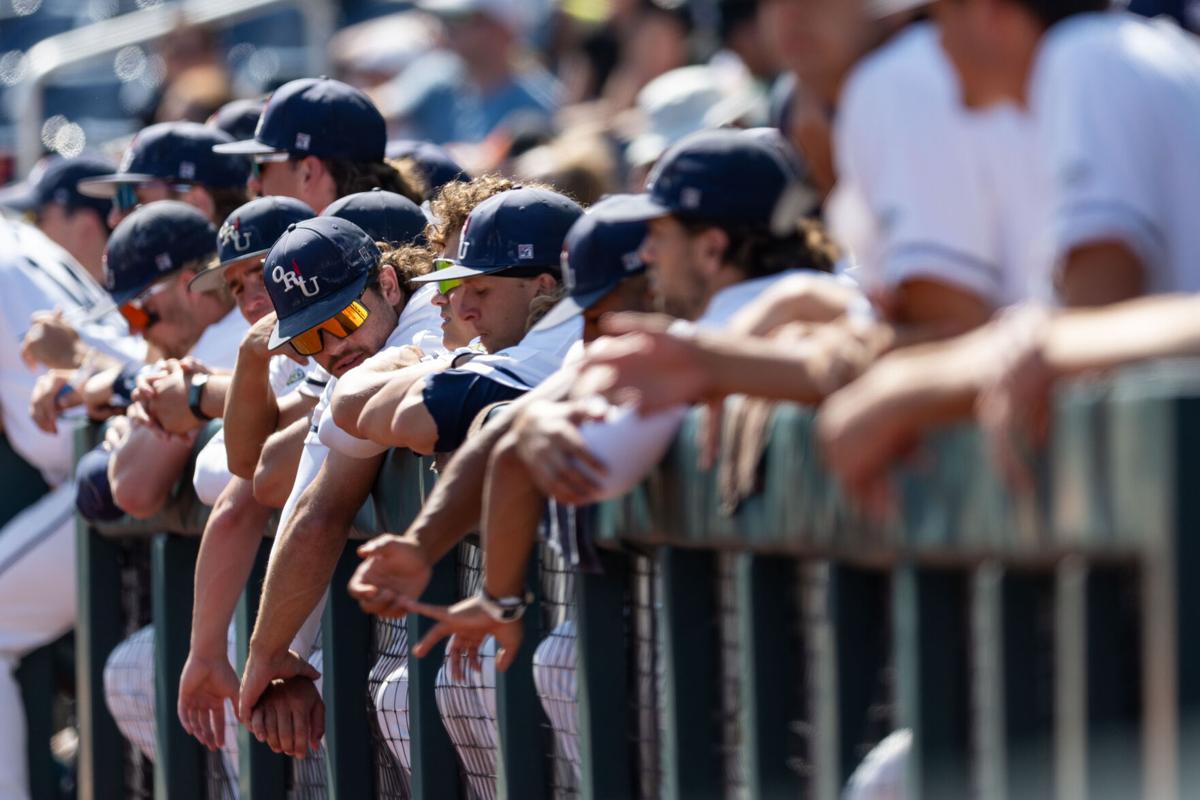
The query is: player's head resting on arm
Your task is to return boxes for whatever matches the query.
[262,216,408,377]
[212,77,421,211]
[531,194,655,343]
[189,195,316,324]
[598,127,831,321]
[410,186,584,352]
[79,121,251,229]
[103,200,230,359]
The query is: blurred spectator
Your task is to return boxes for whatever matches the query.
[512,130,618,205]
[383,0,561,145]
[155,65,233,125]
[141,22,231,126]
[207,98,264,143]
[386,139,470,198]
[329,11,441,91]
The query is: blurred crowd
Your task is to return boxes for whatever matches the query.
[1,0,1199,797]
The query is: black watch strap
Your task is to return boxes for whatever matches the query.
[188,374,213,421]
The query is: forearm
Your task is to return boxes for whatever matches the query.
[481,432,542,597]
[330,353,425,438]
[253,415,311,509]
[402,369,575,560]
[357,361,448,444]
[108,426,193,518]
[249,452,381,658]
[190,477,271,654]
[1046,295,1200,375]
[224,349,279,477]
[696,336,840,404]
[248,495,347,659]
[197,373,233,421]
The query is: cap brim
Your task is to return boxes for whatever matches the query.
[530,284,616,333]
[591,192,671,223]
[410,262,508,284]
[212,139,284,156]
[418,0,481,17]
[0,181,37,211]
[268,272,369,350]
[77,173,162,198]
[189,250,271,292]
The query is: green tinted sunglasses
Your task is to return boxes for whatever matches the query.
[433,258,462,296]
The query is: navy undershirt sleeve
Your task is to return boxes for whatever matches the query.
[422,370,527,453]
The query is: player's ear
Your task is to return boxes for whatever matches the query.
[377,264,404,307]
[533,271,559,296]
[696,227,729,275]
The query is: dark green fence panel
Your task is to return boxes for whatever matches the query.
[152,533,205,800]
[575,551,632,800]
[323,541,377,799]
[495,552,550,800]
[237,540,289,800]
[658,547,722,800]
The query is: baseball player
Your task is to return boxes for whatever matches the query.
[98,197,320,788]
[0,160,147,800]
[212,77,422,211]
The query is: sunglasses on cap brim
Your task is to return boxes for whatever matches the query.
[432,258,463,296]
[288,298,370,356]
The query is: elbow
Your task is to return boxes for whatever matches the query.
[391,394,437,455]
[226,448,258,482]
[109,467,168,519]
[252,458,292,509]
[329,390,362,440]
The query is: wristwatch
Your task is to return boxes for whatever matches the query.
[478,589,534,623]
[188,373,212,421]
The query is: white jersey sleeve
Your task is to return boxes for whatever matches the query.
[830,23,1004,305]
[1031,12,1200,293]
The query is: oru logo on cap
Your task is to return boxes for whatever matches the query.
[272,259,321,297]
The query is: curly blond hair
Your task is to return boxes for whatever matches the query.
[424,176,564,256]
[375,241,436,292]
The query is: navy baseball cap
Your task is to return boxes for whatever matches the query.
[103,200,218,306]
[189,195,315,292]
[532,195,648,332]
[601,128,811,233]
[262,216,381,349]
[385,139,469,195]
[411,187,583,284]
[0,154,116,218]
[79,121,251,198]
[208,97,265,142]
[213,77,386,163]
[322,189,427,246]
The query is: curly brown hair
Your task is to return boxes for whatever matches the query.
[374,241,436,293]
[424,175,564,256]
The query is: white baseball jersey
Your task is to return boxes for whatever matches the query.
[1030,11,1200,294]
[828,22,1047,308]
[187,308,249,372]
[0,218,142,485]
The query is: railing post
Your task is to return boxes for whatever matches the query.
[659,546,723,800]
[737,553,803,799]
[894,565,971,799]
[825,565,891,794]
[576,550,632,799]
[75,523,127,800]
[407,552,461,799]
[16,638,62,799]
[495,552,550,800]
[237,540,289,800]
[152,533,205,800]
[322,541,376,799]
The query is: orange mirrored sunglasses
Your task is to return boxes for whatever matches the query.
[289,299,370,356]
[118,303,159,335]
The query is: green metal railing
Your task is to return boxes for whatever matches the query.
[54,361,1200,798]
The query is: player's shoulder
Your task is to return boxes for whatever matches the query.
[841,22,953,116]
[838,22,959,151]
[1036,12,1199,99]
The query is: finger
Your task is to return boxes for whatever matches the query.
[199,708,218,751]
[413,621,453,658]
[263,703,282,753]
[496,643,517,672]
[699,401,723,472]
[598,312,674,336]
[239,677,264,723]
[275,701,295,757]
[290,703,308,758]
[211,702,226,750]
[448,637,465,683]
[20,339,37,370]
[401,599,453,624]
[310,697,325,753]
[357,537,394,557]
[250,707,266,743]
[467,642,482,675]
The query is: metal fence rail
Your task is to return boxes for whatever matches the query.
[49,361,1200,798]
